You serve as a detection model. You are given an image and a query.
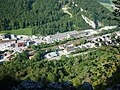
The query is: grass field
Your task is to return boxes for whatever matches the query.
[100,2,114,12]
[99,0,111,3]
[99,0,115,12]
[0,28,32,35]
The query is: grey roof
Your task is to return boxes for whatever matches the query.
[51,30,79,40]
[65,46,76,52]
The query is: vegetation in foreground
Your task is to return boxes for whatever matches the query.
[0,45,120,90]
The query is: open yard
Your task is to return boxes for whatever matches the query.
[0,28,32,35]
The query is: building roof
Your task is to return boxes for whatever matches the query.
[64,46,76,53]
[48,52,58,57]
[45,52,58,58]
[50,30,79,40]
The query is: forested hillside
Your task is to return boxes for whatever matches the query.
[0,0,118,35]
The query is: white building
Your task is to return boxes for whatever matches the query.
[45,52,58,59]
[11,34,17,40]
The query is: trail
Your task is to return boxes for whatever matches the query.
[62,5,73,18]
[81,14,96,29]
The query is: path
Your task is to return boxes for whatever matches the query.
[62,5,73,18]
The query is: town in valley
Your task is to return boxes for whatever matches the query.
[0,26,119,63]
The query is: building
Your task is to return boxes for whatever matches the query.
[0,34,17,41]
[7,54,15,60]
[45,52,58,59]
[11,34,17,40]
[51,30,79,41]
[59,45,65,50]
[26,41,35,46]
[44,36,53,43]
[69,32,88,38]
[63,46,76,54]
[29,55,35,60]
[0,34,3,40]
[18,42,26,47]
[32,35,38,39]
[44,30,79,43]
[28,50,36,56]
[1,34,11,41]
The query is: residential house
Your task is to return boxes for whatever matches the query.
[2,34,11,41]
[11,34,17,40]
[32,35,38,39]
[63,46,76,54]
[45,52,58,59]
[18,42,26,47]
[26,41,35,46]
[69,31,88,38]
[59,45,65,50]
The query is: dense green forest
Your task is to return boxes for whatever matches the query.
[0,0,118,35]
[0,45,120,90]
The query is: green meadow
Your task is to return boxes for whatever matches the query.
[99,0,115,12]
[100,2,114,12]
[0,28,32,35]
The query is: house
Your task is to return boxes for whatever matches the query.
[32,35,38,39]
[7,54,15,60]
[11,43,16,48]
[29,55,35,60]
[28,50,36,56]
[26,41,35,46]
[68,31,87,38]
[0,34,3,40]
[59,45,65,50]
[63,46,76,54]
[1,34,11,41]
[44,36,53,43]
[59,44,73,50]
[84,43,95,48]
[45,52,58,59]
[1,34,17,41]
[51,31,78,41]
[11,34,17,40]
[18,42,26,47]
[116,32,120,36]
